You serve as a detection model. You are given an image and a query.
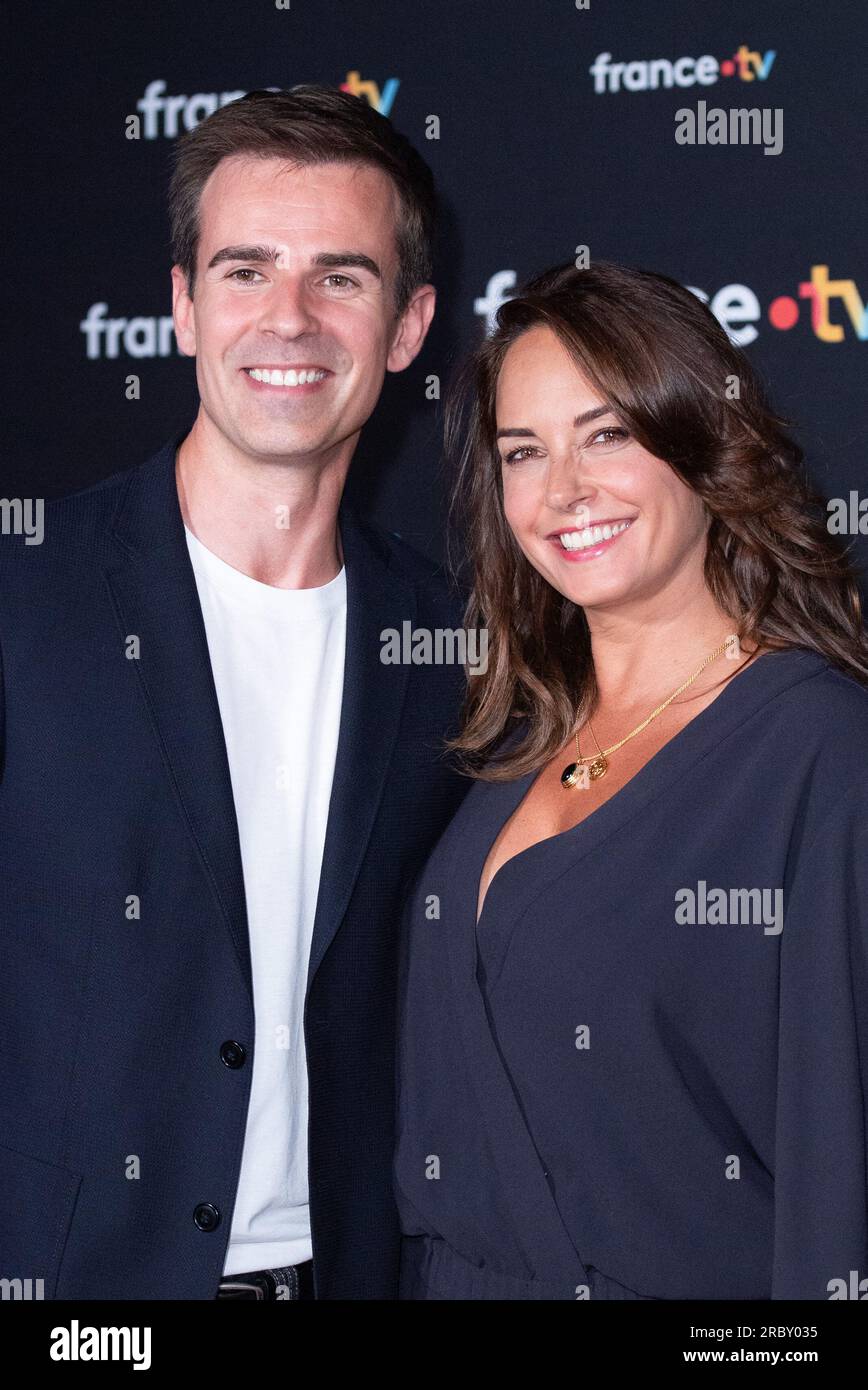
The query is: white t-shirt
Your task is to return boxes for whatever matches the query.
[184,523,347,1274]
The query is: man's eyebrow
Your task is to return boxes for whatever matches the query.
[312,251,382,280]
[495,405,612,440]
[206,245,382,280]
[207,244,280,269]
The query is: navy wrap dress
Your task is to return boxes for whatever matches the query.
[393,648,868,1299]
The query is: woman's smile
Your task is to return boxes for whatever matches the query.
[546,517,635,561]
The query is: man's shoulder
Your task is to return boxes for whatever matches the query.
[345,507,468,611]
[0,453,149,581]
[1,443,470,613]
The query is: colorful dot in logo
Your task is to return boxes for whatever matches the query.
[768,296,800,330]
[719,59,735,76]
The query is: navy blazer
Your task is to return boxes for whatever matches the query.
[0,434,470,1299]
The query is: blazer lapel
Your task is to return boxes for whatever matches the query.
[101,434,418,1005]
[103,438,253,1002]
[305,498,416,987]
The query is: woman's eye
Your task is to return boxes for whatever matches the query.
[502,427,628,465]
[590,426,629,447]
[503,445,537,465]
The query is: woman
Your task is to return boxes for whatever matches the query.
[393,260,868,1300]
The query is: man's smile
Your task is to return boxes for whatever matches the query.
[241,365,332,390]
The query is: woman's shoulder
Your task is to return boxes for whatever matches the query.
[465,647,868,783]
[757,648,868,825]
[766,645,868,736]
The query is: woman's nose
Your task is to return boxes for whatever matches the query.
[544,457,594,517]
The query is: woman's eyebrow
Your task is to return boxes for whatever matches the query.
[496,406,612,440]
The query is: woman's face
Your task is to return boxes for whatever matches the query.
[495,325,710,614]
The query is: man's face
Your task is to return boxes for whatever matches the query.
[172,155,433,465]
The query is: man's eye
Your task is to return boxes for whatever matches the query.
[322,274,358,289]
[227,268,264,283]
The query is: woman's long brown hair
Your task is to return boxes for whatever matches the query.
[444,260,868,780]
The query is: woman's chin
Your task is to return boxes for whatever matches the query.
[536,558,637,608]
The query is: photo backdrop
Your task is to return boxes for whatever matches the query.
[6,0,867,582]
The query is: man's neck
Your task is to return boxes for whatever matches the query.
[175,417,349,590]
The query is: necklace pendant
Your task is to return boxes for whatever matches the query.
[561,761,582,789]
[588,756,608,780]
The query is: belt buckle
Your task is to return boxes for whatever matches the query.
[219,1274,270,1300]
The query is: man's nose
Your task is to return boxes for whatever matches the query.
[257,278,321,338]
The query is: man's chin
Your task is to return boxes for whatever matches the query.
[231,428,328,463]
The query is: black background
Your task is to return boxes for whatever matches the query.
[6,0,867,575]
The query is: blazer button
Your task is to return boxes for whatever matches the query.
[220,1040,246,1068]
[194,1203,221,1232]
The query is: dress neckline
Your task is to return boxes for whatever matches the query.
[473,646,823,928]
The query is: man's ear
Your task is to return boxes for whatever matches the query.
[171,265,197,357]
[386,284,436,372]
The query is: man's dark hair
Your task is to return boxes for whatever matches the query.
[168,85,436,317]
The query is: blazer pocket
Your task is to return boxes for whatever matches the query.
[0,1142,82,1300]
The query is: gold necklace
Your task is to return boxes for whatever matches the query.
[561,635,738,789]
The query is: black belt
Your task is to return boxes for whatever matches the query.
[216,1260,315,1300]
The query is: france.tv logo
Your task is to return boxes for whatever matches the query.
[340,71,400,115]
[590,46,776,94]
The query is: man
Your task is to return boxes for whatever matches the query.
[0,86,470,1299]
